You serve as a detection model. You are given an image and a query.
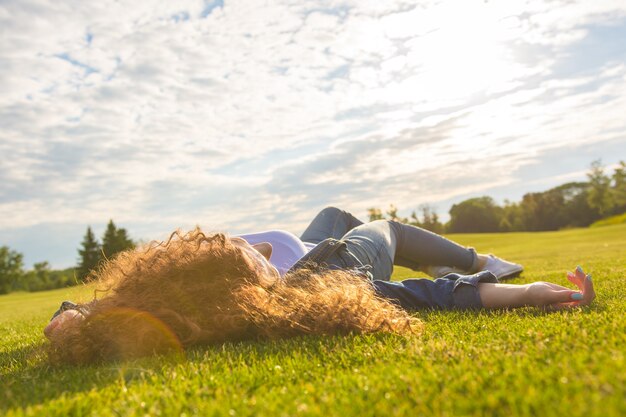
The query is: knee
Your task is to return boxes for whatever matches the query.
[318,206,344,217]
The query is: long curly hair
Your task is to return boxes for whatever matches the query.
[48,229,420,364]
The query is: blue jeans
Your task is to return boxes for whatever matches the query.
[300,207,498,310]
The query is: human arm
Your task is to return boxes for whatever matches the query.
[373,267,595,311]
[478,266,595,309]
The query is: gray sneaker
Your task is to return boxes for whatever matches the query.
[425,265,466,278]
[481,255,523,280]
[426,255,523,280]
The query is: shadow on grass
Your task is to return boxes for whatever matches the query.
[0,332,409,413]
[1,342,129,412]
[415,302,604,320]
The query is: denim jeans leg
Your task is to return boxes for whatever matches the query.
[388,221,478,272]
[338,220,479,281]
[300,206,364,244]
[340,220,396,281]
[301,208,479,273]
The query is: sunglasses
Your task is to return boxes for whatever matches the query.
[50,301,90,321]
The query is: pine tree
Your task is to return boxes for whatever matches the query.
[77,226,100,281]
[101,220,118,259]
[101,220,135,260]
[115,227,135,252]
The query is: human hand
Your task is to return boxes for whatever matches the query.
[565,265,596,307]
[527,266,595,310]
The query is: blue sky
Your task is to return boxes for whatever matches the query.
[1,0,625,269]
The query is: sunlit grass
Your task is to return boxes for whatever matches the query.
[590,212,626,228]
[1,224,625,417]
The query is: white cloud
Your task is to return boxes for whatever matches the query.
[0,0,625,267]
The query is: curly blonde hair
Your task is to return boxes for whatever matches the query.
[48,229,420,364]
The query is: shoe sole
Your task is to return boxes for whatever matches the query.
[497,266,524,280]
[428,266,465,278]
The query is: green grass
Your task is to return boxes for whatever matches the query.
[1,224,625,417]
[590,212,626,228]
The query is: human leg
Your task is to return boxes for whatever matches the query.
[300,207,472,269]
[339,220,479,281]
[300,206,364,244]
[388,220,480,272]
[362,220,522,280]
[301,207,521,280]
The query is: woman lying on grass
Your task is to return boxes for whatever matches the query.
[45,207,595,364]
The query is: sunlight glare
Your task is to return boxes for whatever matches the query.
[378,1,530,107]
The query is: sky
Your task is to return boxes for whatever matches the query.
[1,0,626,269]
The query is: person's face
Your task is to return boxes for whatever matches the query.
[230,237,280,284]
[44,309,84,340]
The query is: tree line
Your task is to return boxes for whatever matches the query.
[0,220,134,294]
[368,160,626,233]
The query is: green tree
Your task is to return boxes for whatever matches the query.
[115,227,135,252]
[556,182,599,228]
[22,261,52,291]
[367,207,384,221]
[513,182,600,231]
[611,160,626,212]
[101,220,135,260]
[518,190,567,231]
[16,263,75,292]
[587,160,613,216]
[499,200,525,232]
[447,196,503,233]
[385,204,408,223]
[77,226,101,281]
[49,267,75,288]
[410,204,444,234]
[33,261,51,290]
[0,246,24,294]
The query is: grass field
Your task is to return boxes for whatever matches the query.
[591,212,626,228]
[1,224,625,417]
